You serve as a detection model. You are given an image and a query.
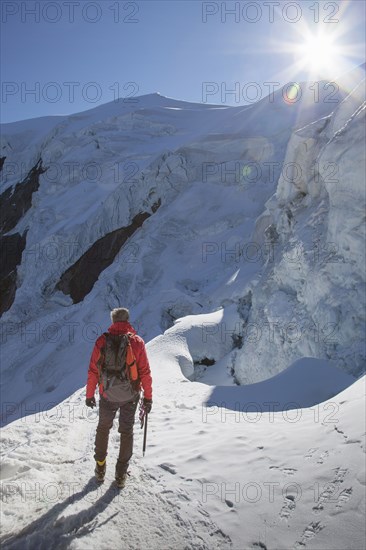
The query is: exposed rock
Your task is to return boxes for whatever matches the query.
[0,159,45,235]
[0,231,27,315]
[237,291,252,323]
[56,200,161,303]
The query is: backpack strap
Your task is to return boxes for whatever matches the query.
[125,332,139,382]
[96,333,109,383]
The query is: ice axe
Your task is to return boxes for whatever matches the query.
[142,412,148,456]
[139,400,149,456]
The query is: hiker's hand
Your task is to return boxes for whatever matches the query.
[143,398,152,414]
[86,397,96,408]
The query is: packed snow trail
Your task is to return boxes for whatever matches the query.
[0,390,231,550]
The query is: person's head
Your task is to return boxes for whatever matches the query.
[110,307,130,324]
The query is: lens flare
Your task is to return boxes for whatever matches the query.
[242,165,252,179]
[283,82,302,105]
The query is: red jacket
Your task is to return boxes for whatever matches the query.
[86,321,152,400]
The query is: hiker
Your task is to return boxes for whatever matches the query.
[85,307,152,487]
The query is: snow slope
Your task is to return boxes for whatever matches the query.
[0,325,364,549]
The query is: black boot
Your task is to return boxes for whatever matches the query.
[95,459,106,482]
[115,464,128,488]
[115,472,127,488]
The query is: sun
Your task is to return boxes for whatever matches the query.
[296,31,339,75]
[272,2,363,85]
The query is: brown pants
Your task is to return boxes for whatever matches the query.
[94,395,139,475]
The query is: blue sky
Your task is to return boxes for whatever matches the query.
[1,0,365,123]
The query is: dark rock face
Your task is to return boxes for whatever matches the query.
[195,357,215,366]
[0,232,27,315]
[0,160,45,315]
[56,199,161,303]
[0,159,45,235]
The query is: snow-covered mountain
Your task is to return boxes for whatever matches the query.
[0,65,365,549]
[1,66,365,412]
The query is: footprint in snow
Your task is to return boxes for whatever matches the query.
[335,487,353,508]
[305,448,318,459]
[158,463,177,475]
[316,450,329,464]
[269,466,297,476]
[279,495,296,520]
[304,448,331,465]
[294,521,325,548]
[312,467,349,513]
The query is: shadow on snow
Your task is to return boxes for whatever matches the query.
[1,477,125,549]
